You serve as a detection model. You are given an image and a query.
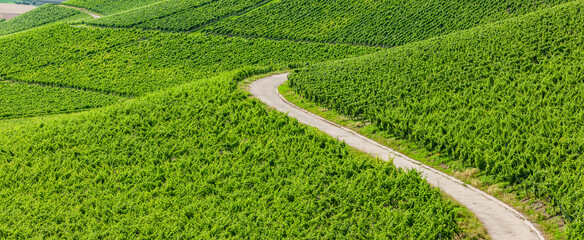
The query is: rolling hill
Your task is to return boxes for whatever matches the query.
[289,1,584,237]
[1,0,583,238]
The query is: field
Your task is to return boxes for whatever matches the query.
[0,81,123,120]
[289,1,584,237]
[0,7,467,237]
[204,0,573,47]
[0,4,86,36]
[2,0,583,238]
[89,0,269,31]
[0,72,461,239]
[63,0,164,15]
[0,24,377,96]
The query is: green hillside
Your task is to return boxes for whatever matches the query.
[0,24,377,96]
[0,72,460,239]
[63,0,164,15]
[0,4,86,36]
[89,0,269,31]
[290,1,584,236]
[2,0,583,238]
[205,0,572,47]
[0,81,123,120]
[0,11,470,237]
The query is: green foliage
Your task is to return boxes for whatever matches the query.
[0,81,123,120]
[87,0,212,28]
[0,24,378,96]
[0,73,459,239]
[0,4,84,36]
[63,0,164,15]
[290,1,584,235]
[205,0,572,47]
[0,19,4,23]
[90,0,269,31]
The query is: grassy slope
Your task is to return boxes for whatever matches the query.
[86,0,212,28]
[0,73,460,239]
[0,4,86,36]
[289,1,584,237]
[205,0,573,47]
[0,24,378,96]
[63,0,164,15]
[0,81,124,120]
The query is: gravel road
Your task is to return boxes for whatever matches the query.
[249,73,545,240]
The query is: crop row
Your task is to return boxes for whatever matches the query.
[88,0,214,28]
[289,1,584,237]
[0,81,123,120]
[0,24,378,96]
[90,0,269,32]
[205,0,572,47]
[63,0,164,15]
[0,72,460,238]
[0,4,86,36]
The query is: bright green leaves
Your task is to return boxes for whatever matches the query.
[0,74,459,238]
[290,1,584,235]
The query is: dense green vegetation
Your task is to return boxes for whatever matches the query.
[91,0,268,31]
[0,4,85,36]
[0,81,123,120]
[206,0,572,47]
[0,19,5,23]
[63,0,163,15]
[0,24,377,96]
[0,73,460,239]
[290,1,584,237]
[87,0,212,28]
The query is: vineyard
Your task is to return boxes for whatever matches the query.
[87,0,213,28]
[0,24,376,96]
[1,0,583,238]
[289,1,584,237]
[0,4,86,36]
[63,0,164,15]
[0,81,123,120]
[205,0,573,47]
[0,73,460,239]
[89,0,269,31]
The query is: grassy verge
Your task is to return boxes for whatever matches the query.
[278,80,566,239]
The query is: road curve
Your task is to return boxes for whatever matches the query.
[249,73,544,240]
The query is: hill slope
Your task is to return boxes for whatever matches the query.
[205,0,573,47]
[0,24,377,96]
[89,0,269,31]
[289,1,584,236]
[0,4,86,36]
[0,73,460,239]
[63,0,164,15]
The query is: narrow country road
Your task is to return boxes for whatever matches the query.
[249,73,545,240]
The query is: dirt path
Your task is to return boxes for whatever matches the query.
[250,73,545,240]
[0,3,36,20]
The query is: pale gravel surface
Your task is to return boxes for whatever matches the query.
[0,3,35,20]
[250,73,545,240]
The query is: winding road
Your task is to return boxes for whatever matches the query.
[250,73,544,240]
